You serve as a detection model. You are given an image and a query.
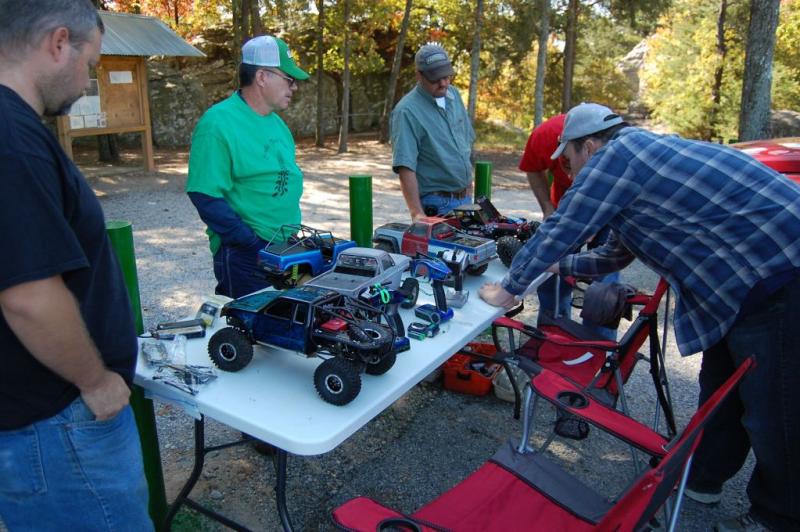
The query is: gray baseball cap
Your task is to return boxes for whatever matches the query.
[551,103,624,159]
[415,43,455,82]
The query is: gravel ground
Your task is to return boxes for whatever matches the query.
[53,140,753,531]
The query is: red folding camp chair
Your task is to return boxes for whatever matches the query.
[491,277,676,439]
[331,357,754,532]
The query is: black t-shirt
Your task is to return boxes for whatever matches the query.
[0,85,137,430]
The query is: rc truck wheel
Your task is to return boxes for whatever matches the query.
[466,263,489,276]
[350,320,394,354]
[373,240,396,253]
[399,277,420,309]
[365,349,397,376]
[314,357,362,405]
[208,327,254,372]
[497,236,524,268]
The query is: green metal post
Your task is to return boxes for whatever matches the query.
[349,175,373,247]
[106,220,168,530]
[474,161,493,201]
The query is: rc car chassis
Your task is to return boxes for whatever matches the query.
[207,286,396,405]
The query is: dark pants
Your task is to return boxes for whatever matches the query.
[688,275,800,531]
[212,239,271,299]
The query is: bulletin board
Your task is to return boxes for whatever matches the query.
[57,54,155,171]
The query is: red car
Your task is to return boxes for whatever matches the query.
[733,137,800,184]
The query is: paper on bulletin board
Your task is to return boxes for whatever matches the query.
[110,71,133,84]
[67,79,101,129]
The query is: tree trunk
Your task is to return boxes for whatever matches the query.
[338,0,351,154]
[467,0,484,125]
[533,0,550,126]
[738,0,781,141]
[97,135,120,163]
[250,0,263,36]
[241,0,251,42]
[561,0,579,113]
[379,0,413,144]
[232,0,244,64]
[707,0,727,141]
[315,0,326,147]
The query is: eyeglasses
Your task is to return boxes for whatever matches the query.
[264,69,297,88]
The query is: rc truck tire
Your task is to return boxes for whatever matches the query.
[497,236,524,268]
[208,327,254,372]
[399,277,420,309]
[350,320,394,354]
[365,349,397,376]
[466,263,489,276]
[314,357,362,405]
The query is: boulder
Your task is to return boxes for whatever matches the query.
[770,110,800,138]
[147,62,207,147]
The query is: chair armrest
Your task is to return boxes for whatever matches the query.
[531,369,669,457]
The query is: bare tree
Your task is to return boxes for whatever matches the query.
[379,0,413,144]
[561,0,579,113]
[315,0,325,147]
[738,0,781,141]
[338,0,351,154]
[707,0,727,141]
[533,0,551,126]
[467,0,484,125]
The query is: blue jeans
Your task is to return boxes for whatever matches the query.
[213,238,272,298]
[537,272,621,341]
[688,274,800,530]
[420,193,471,216]
[0,398,152,531]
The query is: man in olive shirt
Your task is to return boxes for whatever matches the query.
[391,43,475,221]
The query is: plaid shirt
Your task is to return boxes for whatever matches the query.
[503,128,800,355]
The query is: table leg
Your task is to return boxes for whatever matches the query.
[274,448,295,532]
[163,415,253,531]
[164,416,207,529]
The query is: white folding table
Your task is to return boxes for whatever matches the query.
[134,262,547,530]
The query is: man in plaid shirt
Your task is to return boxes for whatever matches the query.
[481,103,800,531]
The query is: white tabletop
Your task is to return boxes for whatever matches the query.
[135,262,546,456]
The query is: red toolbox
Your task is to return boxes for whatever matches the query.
[443,343,501,396]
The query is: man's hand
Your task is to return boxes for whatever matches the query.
[479,282,518,308]
[80,370,130,420]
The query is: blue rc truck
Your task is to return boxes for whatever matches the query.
[207,285,397,405]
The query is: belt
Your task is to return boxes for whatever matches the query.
[427,188,468,200]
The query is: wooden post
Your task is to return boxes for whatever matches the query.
[137,58,155,172]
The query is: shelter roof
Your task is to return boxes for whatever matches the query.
[98,11,204,57]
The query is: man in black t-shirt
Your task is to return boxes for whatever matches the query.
[0,1,152,529]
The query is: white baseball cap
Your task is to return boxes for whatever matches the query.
[241,35,309,80]
[551,103,624,159]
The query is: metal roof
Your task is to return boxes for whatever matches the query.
[98,12,205,58]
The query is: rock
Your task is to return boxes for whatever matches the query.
[147,62,206,148]
[617,39,650,115]
[209,489,224,500]
[770,110,800,138]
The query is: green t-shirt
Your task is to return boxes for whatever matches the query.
[187,92,303,254]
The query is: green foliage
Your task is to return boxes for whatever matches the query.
[476,6,640,131]
[773,0,800,110]
[642,0,798,140]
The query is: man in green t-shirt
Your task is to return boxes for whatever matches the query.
[187,35,309,298]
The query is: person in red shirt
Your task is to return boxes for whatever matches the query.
[519,114,619,338]
[519,114,571,218]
